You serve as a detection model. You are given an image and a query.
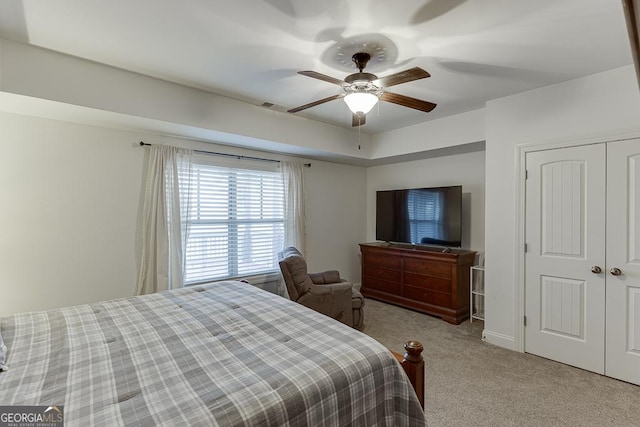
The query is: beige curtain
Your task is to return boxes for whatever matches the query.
[137,145,193,295]
[279,161,306,298]
[282,161,306,254]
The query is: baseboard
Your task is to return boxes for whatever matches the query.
[482,329,519,351]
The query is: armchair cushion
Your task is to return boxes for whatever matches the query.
[308,270,341,284]
[278,254,312,301]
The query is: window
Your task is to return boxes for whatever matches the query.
[408,189,445,243]
[184,159,285,284]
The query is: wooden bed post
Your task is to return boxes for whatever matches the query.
[392,340,425,409]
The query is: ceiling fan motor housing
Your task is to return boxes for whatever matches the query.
[344,72,377,84]
[345,52,380,92]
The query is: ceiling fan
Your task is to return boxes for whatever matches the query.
[288,52,436,127]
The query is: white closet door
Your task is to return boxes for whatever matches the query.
[525,144,606,373]
[606,139,640,386]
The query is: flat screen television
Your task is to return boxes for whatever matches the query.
[376,186,462,247]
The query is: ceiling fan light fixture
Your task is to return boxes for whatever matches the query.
[343,92,379,115]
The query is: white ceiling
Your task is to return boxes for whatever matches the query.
[0,0,633,134]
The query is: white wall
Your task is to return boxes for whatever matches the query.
[484,65,640,350]
[0,111,367,315]
[0,113,145,315]
[365,150,486,252]
[371,109,485,159]
[305,161,367,283]
[0,38,372,162]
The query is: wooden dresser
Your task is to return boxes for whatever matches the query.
[359,242,476,324]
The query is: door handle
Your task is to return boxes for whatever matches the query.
[591,266,602,274]
[610,267,622,276]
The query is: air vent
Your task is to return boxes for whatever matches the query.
[258,102,287,113]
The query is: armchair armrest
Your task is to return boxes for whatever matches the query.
[306,281,352,295]
[298,281,353,326]
[309,270,342,284]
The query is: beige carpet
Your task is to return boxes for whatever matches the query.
[361,298,640,427]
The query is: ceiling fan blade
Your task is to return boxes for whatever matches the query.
[288,94,344,113]
[380,92,437,112]
[298,71,345,86]
[352,113,366,127]
[373,67,431,88]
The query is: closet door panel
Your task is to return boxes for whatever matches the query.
[606,139,640,386]
[525,144,606,374]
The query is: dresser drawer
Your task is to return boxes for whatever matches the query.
[362,277,402,295]
[364,252,402,270]
[404,273,452,293]
[363,265,401,282]
[404,258,451,278]
[403,286,452,308]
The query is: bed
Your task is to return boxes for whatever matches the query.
[0,281,426,426]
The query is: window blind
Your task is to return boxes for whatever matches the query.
[184,161,285,284]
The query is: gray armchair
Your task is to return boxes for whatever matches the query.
[278,247,364,330]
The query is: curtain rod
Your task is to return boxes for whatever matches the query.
[139,142,311,167]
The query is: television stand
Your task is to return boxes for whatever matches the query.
[359,242,476,324]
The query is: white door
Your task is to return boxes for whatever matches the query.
[525,144,606,373]
[606,139,640,385]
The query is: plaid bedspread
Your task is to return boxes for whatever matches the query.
[0,281,426,426]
